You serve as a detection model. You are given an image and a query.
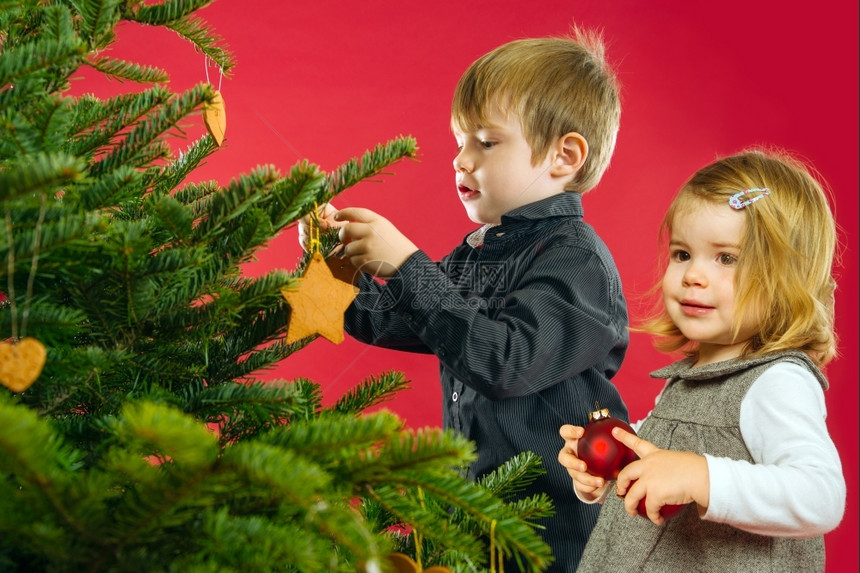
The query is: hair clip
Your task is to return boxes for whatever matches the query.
[729,188,770,209]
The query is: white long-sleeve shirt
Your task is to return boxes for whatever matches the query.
[701,361,845,537]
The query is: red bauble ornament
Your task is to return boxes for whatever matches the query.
[634,482,685,520]
[577,408,638,480]
[578,407,685,520]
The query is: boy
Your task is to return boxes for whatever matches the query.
[302,30,628,572]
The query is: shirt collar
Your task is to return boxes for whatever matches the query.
[649,350,828,390]
[464,193,584,248]
[500,192,584,223]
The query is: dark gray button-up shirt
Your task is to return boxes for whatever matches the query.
[345,192,629,571]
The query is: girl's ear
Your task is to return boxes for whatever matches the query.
[550,132,588,177]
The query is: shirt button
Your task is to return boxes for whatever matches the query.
[402,312,412,322]
[452,392,459,402]
[437,348,446,357]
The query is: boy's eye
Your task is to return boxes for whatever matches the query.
[480,140,496,149]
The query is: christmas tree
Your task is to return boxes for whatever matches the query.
[0,1,554,571]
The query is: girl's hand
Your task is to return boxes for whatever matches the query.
[612,427,710,525]
[298,203,341,251]
[334,207,418,279]
[558,424,609,502]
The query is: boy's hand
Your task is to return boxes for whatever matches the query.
[298,203,341,251]
[558,424,609,502]
[334,207,418,279]
[612,427,709,525]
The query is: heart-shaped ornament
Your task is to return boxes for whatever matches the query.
[0,337,47,393]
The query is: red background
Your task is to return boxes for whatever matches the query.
[75,1,858,569]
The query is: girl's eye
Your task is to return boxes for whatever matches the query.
[718,253,738,266]
[670,249,690,262]
[480,140,496,149]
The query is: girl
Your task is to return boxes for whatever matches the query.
[558,149,845,572]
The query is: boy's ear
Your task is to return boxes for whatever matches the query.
[550,132,588,177]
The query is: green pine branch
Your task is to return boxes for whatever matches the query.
[332,370,412,414]
[91,83,213,175]
[0,2,555,570]
[320,137,420,204]
[0,33,85,107]
[71,0,123,48]
[68,87,173,160]
[84,55,170,84]
[125,0,213,24]
[126,0,235,73]
[0,152,87,201]
[152,135,220,195]
[163,15,235,75]
[0,95,74,156]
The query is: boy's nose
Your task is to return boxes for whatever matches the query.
[453,151,473,174]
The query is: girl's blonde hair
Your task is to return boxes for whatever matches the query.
[451,27,621,193]
[641,149,838,366]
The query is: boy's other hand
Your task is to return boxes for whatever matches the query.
[559,424,609,502]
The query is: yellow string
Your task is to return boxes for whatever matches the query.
[489,519,497,573]
[4,207,18,340]
[415,487,425,569]
[3,196,45,340]
[307,202,322,255]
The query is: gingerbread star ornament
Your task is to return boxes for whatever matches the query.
[281,252,358,344]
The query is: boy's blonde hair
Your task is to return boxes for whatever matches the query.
[641,149,838,366]
[451,28,621,193]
